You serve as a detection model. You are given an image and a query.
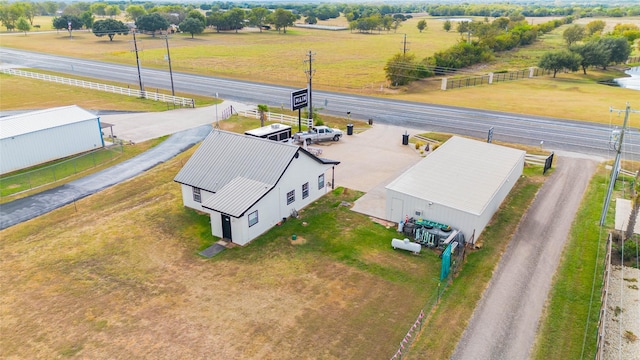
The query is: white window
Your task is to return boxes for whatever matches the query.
[287,190,295,205]
[318,174,325,190]
[248,211,258,227]
[193,187,201,203]
[302,182,309,199]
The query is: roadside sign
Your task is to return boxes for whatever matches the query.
[291,88,308,111]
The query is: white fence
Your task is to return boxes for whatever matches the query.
[239,109,313,128]
[1,68,195,107]
[525,153,548,166]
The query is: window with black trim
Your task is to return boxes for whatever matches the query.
[287,190,295,205]
[302,182,309,199]
[248,211,258,227]
[193,187,201,203]
[318,174,325,190]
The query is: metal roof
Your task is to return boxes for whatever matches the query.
[0,105,98,140]
[175,130,340,217]
[202,176,271,217]
[244,123,291,137]
[386,136,525,215]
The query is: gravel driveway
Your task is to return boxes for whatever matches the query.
[451,155,598,360]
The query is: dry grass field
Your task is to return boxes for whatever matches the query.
[0,146,443,358]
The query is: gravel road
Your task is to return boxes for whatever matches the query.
[451,156,598,360]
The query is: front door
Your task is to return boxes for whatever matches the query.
[221,214,232,240]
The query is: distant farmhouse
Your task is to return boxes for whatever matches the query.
[0,105,104,175]
[174,130,339,246]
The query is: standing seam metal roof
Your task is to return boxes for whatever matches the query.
[0,105,98,140]
[385,136,525,215]
[202,176,271,217]
[174,130,300,193]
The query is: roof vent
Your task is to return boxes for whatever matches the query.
[271,124,280,129]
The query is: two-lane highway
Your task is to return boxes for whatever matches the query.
[1,47,637,160]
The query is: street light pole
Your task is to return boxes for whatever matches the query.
[132,30,144,96]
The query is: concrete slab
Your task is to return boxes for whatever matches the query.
[199,243,227,258]
[315,124,428,220]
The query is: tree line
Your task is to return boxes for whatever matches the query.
[385,15,573,86]
[538,22,638,77]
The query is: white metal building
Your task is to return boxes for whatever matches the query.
[0,105,104,175]
[174,130,339,246]
[385,136,525,243]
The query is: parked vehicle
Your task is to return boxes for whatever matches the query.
[293,126,343,144]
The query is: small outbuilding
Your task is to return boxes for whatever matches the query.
[174,130,339,246]
[385,136,525,243]
[0,105,104,175]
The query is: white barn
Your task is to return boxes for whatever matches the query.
[0,105,104,175]
[174,130,339,246]
[385,136,525,243]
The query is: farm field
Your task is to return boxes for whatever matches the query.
[1,16,638,123]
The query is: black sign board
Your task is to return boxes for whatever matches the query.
[291,88,308,111]
[543,152,554,174]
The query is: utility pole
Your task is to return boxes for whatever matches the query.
[600,103,639,225]
[132,30,144,96]
[401,34,410,56]
[165,34,175,97]
[304,50,315,128]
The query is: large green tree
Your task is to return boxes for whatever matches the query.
[269,8,296,34]
[585,20,605,36]
[16,16,30,35]
[225,8,246,33]
[52,14,83,35]
[80,10,94,29]
[599,36,632,66]
[125,5,146,22]
[384,53,420,86]
[179,17,205,38]
[135,13,169,37]
[249,7,269,32]
[187,9,205,26]
[417,19,427,33]
[571,41,611,74]
[93,18,129,41]
[563,24,585,46]
[538,50,581,77]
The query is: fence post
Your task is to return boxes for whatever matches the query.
[488,72,494,84]
[441,78,448,90]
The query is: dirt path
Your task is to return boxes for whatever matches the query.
[451,156,598,360]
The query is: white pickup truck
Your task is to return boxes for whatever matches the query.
[293,126,343,144]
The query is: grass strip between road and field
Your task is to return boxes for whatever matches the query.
[405,166,546,359]
[532,165,610,359]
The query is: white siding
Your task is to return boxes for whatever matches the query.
[0,120,103,174]
[213,154,333,246]
[385,147,524,242]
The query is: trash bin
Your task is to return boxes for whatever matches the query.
[347,124,354,135]
[402,132,409,145]
[368,118,373,125]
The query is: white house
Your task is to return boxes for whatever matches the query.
[385,136,525,243]
[0,105,104,175]
[174,130,339,246]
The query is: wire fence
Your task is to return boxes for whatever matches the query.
[0,142,124,198]
[0,68,195,107]
[595,233,613,360]
[443,67,553,90]
[390,239,468,359]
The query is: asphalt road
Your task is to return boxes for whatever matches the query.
[0,125,211,230]
[1,47,638,160]
[451,156,598,360]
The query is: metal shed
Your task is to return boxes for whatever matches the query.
[385,136,525,243]
[0,105,103,175]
